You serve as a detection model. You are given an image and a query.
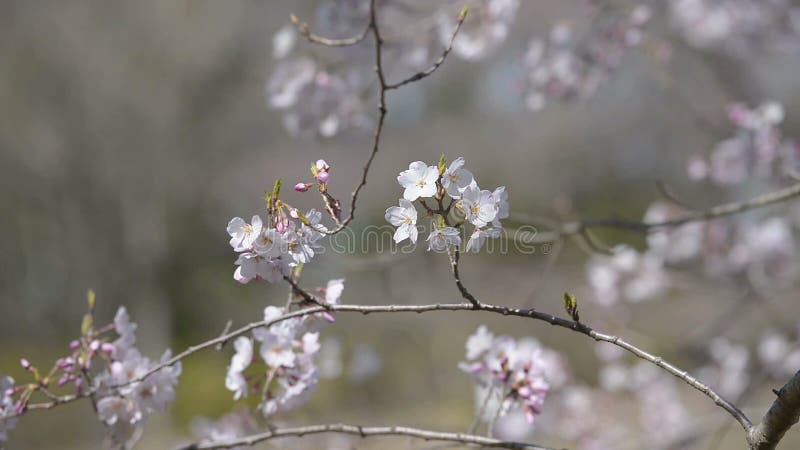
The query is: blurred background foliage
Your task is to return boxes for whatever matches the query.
[2,1,800,449]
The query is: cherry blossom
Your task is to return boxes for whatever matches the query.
[441,156,474,199]
[227,216,263,252]
[460,185,498,228]
[225,337,253,401]
[523,5,651,110]
[385,199,419,244]
[426,226,461,252]
[94,308,182,435]
[397,161,439,201]
[224,304,329,418]
[586,245,670,306]
[460,326,560,426]
[466,227,502,253]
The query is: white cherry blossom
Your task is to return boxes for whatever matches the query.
[441,157,474,199]
[225,337,253,400]
[427,227,461,251]
[385,199,419,243]
[227,216,263,252]
[461,185,498,228]
[397,162,439,201]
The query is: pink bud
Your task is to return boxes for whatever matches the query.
[517,386,532,399]
[89,340,101,352]
[294,182,310,192]
[289,208,299,219]
[524,407,536,424]
[4,388,14,398]
[315,159,329,171]
[316,171,329,184]
[69,340,80,351]
[20,358,31,370]
[321,311,336,323]
[57,375,69,387]
[101,343,115,354]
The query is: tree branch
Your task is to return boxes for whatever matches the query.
[522,182,800,244]
[175,423,559,450]
[289,14,369,47]
[6,298,751,434]
[747,371,800,450]
[385,7,467,90]
[320,2,466,235]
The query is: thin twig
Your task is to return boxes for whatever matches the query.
[174,422,558,450]
[385,7,468,90]
[318,0,387,235]
[289,14,369,47]
[319,2,466,235]
[522,182,800,245]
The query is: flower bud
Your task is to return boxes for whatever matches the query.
[101,343,115,355]
[69,340,80,351]
[20,359,31,370]
[315,159,329,171]
[294,182,310,192]
[316,171,329,184]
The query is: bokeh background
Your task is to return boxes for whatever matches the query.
[2,1,800,449]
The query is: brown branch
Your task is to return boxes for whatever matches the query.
[446,244,751,431]
[175,422,558,450]
[747,371,800,450]
[385,7,468,90]
[6,297,751,433]
[523,182,800,244]
[289,14,369,47]
[319,2,466,235]
[319,0,386,235]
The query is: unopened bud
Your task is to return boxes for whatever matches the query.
[294,182,311,192]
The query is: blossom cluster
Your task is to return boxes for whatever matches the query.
[385,156,508,252]
[227,161,336,284]
[266,0,520,138]
[523,5,652,111]
[225,279,343,417]
[0,295,180,447]
[587,102,800,306]
[93,307,182,432]
[459,326,568,426]
[597,355,693,448]
[688,101,799,186]
[669,0,800,56]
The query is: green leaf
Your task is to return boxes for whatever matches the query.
[438,154,447,176]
